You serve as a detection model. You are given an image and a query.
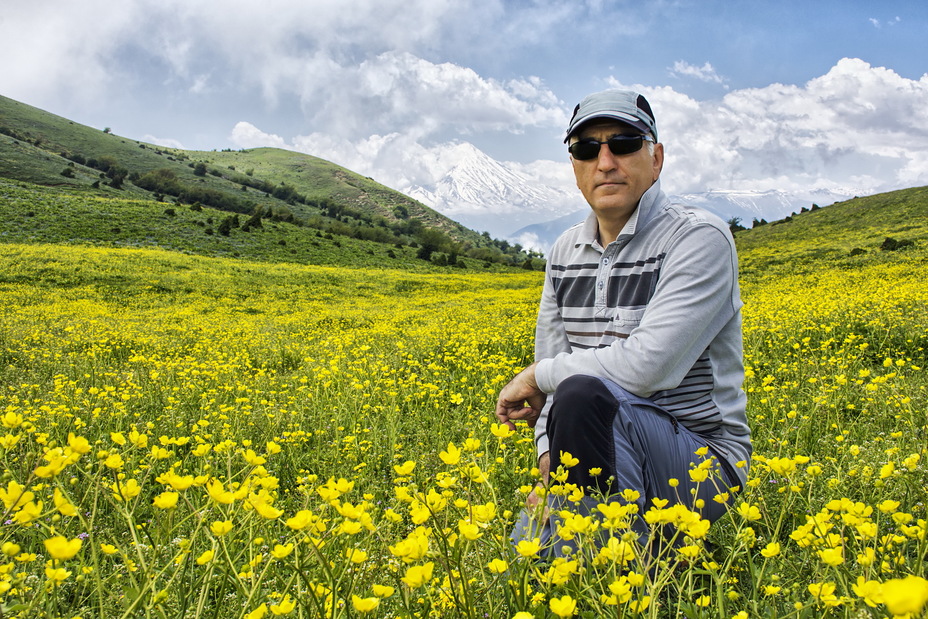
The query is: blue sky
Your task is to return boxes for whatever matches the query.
[2,0,927,203]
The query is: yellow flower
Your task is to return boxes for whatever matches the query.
[388,528,429,563]
[760,541,780,558]
[688,467,709,483]
[270,544,294,559]
[515,538,542,558]
[346,548,368,564]
[852,576,883,608]
[285,509,316,531]
[13,500,43,524]
[878,499,900,513]
[111,478,141,501]
[269,593,295,615]
[206,479,235,504]
[808,582,841,607]
[881,575,928,616]
[629,596,651,613]
[817,546,844,566]
[153,491,179,509]
[393,460,416,476]
[210,520,234,536]
[196,550,215,565]
[243,449,266,466]
[244,605,268,619]
[351,595,380,613]
[2,542,21,557]
[0,412,23,428]
[736,502,762,521]
[549,594,577,617]
[372,584,395,598]
[490,423,515,438]
[559,451,579,468]
[487,558,508,574]
[458,519,481,541]
[879,461,895,479]
[45,565,71,582]
[43,536,83,561]
[100,543,118,555]
[439,442,461,465]
[401,562,434,588]
[53,488,78,517]
[104,453,124,469]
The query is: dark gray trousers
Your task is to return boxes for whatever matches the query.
[512,374,737,557]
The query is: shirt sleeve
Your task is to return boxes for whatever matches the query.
[534,222,740,398]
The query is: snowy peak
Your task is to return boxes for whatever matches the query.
[403,143,578,237]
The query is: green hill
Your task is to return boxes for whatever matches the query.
[731,186,928,278]
[0,93,539,269]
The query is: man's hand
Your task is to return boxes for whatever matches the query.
[494,362,547,430]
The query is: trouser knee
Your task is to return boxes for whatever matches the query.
[546,375,617,492]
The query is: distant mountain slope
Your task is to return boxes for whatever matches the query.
[511,187,855,252]
[0,93,538,267]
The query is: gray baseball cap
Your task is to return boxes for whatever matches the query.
[565,89,657,143]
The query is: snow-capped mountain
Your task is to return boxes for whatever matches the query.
[404,143,579,239]
[401,142,857,253]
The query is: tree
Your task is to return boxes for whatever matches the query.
[727,217,746,233]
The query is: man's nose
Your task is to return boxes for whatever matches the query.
[596,143,619,170]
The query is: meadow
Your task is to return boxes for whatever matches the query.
[0,235,926,618]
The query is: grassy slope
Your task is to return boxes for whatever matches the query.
[732,185,928,278]
[0,178,523,272]
[0,94,483,245]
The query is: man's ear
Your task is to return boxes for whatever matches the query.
[652,142,664,181]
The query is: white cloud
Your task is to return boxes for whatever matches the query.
[142,135,186,149]
[229,122,288,149]
[609,58,928,196]
[669,61,726,85]
[869,16,901,28]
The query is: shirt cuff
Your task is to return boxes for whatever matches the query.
[534,357,557,393]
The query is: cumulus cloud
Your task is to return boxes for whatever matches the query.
[142,135,186,149]
[229,122,288,149]
[609,58,928,196]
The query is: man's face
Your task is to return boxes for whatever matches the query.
[570,120,663,230]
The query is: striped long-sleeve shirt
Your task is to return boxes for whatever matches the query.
[533,180,751,484]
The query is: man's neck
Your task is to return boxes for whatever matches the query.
[595,214,631,246]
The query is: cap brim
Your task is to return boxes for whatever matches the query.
[564,113,651,142]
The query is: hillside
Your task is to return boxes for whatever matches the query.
[731,185,928,279]
[0,94,539,268]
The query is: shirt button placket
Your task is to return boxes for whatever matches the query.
[598,255,610,305]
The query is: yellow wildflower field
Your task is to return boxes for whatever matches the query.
[0,241,926,618]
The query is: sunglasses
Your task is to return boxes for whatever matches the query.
[568,134,654,160]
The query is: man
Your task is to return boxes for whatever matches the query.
[496,89,751,554]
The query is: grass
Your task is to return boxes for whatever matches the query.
[0,229,926,617]
[0,178,532,271]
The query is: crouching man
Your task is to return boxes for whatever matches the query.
[496,89,751,557]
